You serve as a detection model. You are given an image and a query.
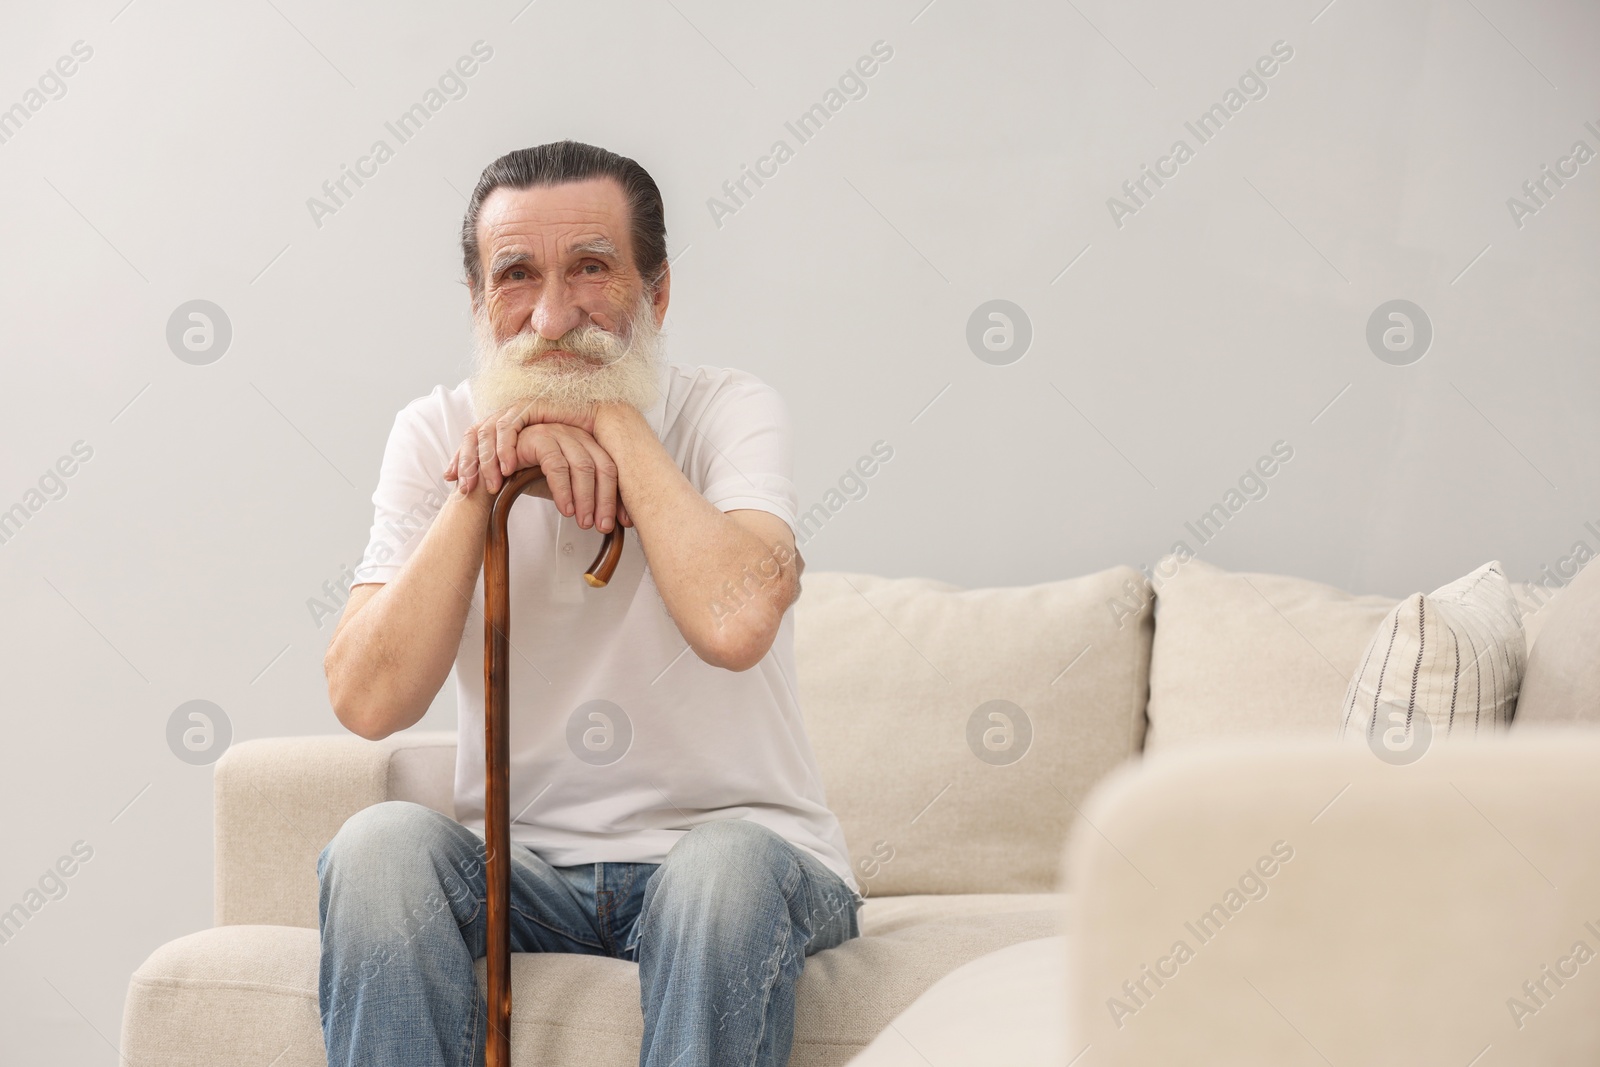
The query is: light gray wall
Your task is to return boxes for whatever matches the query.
[0,0,1595,1059]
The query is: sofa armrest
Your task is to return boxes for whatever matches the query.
[214,730,457,929]
[1060,729,1600,1064]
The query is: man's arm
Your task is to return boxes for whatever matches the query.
[323,481,493,740]
[594,402,800,672]
[330,404,643,740]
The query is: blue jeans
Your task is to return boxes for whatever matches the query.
[316,801,862,1067]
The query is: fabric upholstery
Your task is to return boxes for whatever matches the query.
[842,935,1069,1066]
[1516,560,1600,725]
[122,894,1063,1067]
[1061,732,1600,1065]
[1521,596,1553,652]
[793,568,1153,896]
[1143,556,1397,752]
[1337,560,1524,744]
[213,731,456,929]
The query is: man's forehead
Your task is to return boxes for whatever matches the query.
[478,179,631,260]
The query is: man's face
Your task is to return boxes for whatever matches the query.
[468,177,669,419]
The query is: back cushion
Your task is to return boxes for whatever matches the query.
[1516,560,1600,725]
[1144,556,1398,753]
[794,567,1152,896]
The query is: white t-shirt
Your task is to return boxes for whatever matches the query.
[351,360,857,893]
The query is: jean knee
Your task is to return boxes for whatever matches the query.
[323,799,446,861]
[321,802,478,901]
[658,820,791,904]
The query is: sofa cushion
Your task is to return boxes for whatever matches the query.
[843,935,1070,1067]
[1516,560,1600,725]
[1143,557,1397,753]
[795,568,1153,896]
[121,895,1064,1067]
[1337,561,1524,752]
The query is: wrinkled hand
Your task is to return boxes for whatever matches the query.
[444,403,630,532]
[448,400,597,486]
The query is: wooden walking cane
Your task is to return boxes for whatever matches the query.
[483,465,625,1067]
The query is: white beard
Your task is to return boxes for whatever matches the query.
[468,289,665,421]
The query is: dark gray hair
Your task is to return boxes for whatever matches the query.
[460,140,668,306]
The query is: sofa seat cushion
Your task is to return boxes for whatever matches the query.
[122,894,1064,1067]
[844,934,1070,1067]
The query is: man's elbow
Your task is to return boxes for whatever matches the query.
[703,635,769,672]
[327,681,387,740]
[701,614,781,672]
[336,701,396,741]
[325,645,393,740]
[704,571,797,671]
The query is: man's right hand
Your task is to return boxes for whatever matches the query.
[445,421,631,533]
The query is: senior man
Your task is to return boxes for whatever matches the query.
[319,140,860,1067]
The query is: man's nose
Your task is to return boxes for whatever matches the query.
[527,277,586,341]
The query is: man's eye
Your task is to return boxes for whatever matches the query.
[582,263,603,275]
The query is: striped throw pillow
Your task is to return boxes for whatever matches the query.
[1338,561,1525,750]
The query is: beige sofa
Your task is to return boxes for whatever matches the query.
[1056,556,1600,1065]
[121,565,1152,1065]
[121,558,1595,1064]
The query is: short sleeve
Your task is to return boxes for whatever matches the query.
[695,375,800,540]
[350,403,453,585]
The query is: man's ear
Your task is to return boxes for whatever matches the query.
[650,262,671,327]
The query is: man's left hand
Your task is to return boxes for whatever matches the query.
[444,399,599,494]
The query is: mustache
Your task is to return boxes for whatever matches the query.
[499,321,626,365]
[475,293,656,369]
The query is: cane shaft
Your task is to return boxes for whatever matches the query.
[484,467,623,1067]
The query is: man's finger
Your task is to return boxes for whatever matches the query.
[537,438,573,518]
[476,422,500,494]
[580,436,619,533]
[495,402,535,477]
[558,429,599,530]
[457,426,479,495]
